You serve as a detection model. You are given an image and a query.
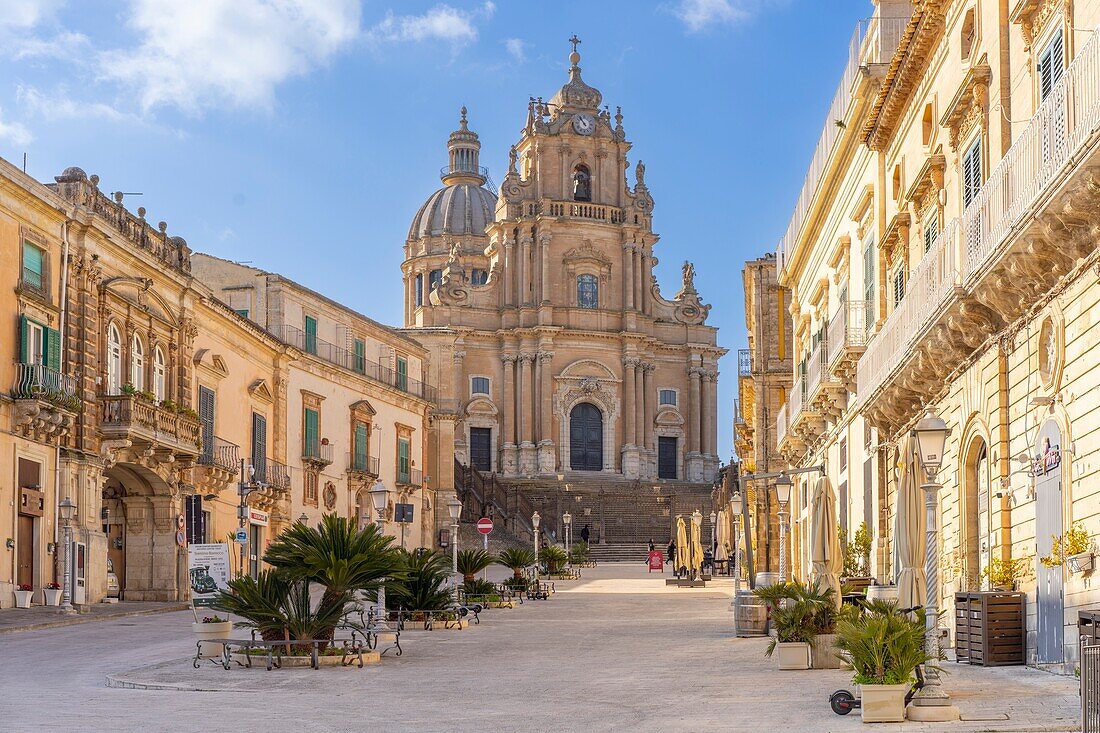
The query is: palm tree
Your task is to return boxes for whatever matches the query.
[212,570,346,643]
[386,549,454,611]
[263,513,404,638]
[538,546,568,574]
[498,548,536,580]
[457,549,495,584]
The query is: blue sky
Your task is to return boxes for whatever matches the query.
[0,0,870,463]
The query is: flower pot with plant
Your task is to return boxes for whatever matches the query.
[42,582,62,606]
[192,615,234,659]
[14,583,33,608]
[834,602,934,723]
[1041,522,1092,574]
[979,556,1031,591]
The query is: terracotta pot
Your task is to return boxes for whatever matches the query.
[776,641,811,670]
[860,683,909,723]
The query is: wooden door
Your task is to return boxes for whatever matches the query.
[17,515,34,587]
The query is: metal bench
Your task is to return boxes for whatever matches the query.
[193,636,367,671]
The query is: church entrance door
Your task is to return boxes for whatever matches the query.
[569,403,603,471]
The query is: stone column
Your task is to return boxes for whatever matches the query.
[537,351,555,473]
[539,234,551,304]
[702,369,716,457]
[518,353,536,473]
[634,362,646,454]
[633,249,643,314]
[687,366,702,454]
[622,245,635,310]
[622,358,637,446]
[503,237,514,307]
[643,363,656,450]
[640,249,651,315]
[519,235,532,306]
[501,355,518,474]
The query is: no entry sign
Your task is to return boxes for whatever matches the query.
[477,517,493,535]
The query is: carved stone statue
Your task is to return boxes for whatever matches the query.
[508,146,518,175]
[572,167,591,201]
[681,261,696,291]
[636,160,646,186]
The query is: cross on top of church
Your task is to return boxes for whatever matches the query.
[569,34,581,53]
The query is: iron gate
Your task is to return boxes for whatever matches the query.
[1083,642,1100,732]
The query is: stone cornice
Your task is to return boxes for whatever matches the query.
[939,61,991,150]
[879,212,911,266]
[904,153,947,210]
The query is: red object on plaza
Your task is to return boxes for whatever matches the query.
[477,517,494,535]
[648,551,664,573]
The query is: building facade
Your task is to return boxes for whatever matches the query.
[402,43,724,493]
[768,0,1100,668]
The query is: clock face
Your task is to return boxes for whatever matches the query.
[572,113,595,136]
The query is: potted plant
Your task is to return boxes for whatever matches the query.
[498,548,536,581]
[840,523,874,591]
[192,614,234,658]
[538,546,568,575]
[834,603,933,723]
[457,549,495,584]
[14,583,33,608]
[42,581,62,606]
[1041,522,1092,573]
[980,556,1030,591]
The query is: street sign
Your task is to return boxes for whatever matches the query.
[395,503,414,523]
[234,528,248,544]
[476,517,493,535]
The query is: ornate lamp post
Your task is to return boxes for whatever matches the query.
[774,472,793,582]
[909,409,959,721]
[446,493,462,601]
[58,497,76,614]
[370,479,390,626]
[298,513,308,525]
[730,489,743,634]
[562,511,572,566]
[532,511,541,566]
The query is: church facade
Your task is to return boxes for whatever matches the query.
[402,41,724,487]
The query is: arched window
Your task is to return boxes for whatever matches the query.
[107,324,122,395]
[572,165,591,202]
[577,274,598,309]
[414,273,424,306]
[153,346,167,402]
[429,269,443,293]
[131,334,145,391]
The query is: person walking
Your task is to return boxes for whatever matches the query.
[580,524,590,544]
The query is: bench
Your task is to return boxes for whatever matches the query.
[344,607,402,657]
[388,605,478,631]
[193,637,367,671]
[526,581,555,600]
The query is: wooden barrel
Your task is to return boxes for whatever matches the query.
[734,589,767,636]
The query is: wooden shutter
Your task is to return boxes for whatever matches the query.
[862,241,875,304]
[398,438,410,480]
[198,386,215,457]
[19,315,29,364]
[1039,31,1064,100]
[252,412,267,471]
[963,139,982,208]
[304,408,318,456]
[923,216,938,253]
[304,316,317,354]
[354,424,368,464]
[46,327,60,371]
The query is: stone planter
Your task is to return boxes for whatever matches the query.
[865,584,898,604]
[13,589,32,608]
[810,633,841,669]
[192,621,234,659]
[429,618,469,631]
[1068,552,1095,574]
[42,588,62,606]
[860,683,909,723]
[776,641,811,670]
[231,650,380,667]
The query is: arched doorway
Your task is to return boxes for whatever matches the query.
[1035,420,1065,664]
[961,438,990,589]
[569,403,603,471]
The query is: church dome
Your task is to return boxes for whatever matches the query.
[408,107,497,241]
[408,183,496,240]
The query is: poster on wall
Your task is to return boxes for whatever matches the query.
[188,543,232,609]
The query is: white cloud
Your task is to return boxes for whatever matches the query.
[10,30,90,61]
[98,0,362,114]
[0,0,62,29]
[368,3,491,45]
[17,85,137,123]
[504,38,526,63]
[0,106,32,146]
[671,0,773,33]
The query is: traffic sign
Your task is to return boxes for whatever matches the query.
[476,517,493,535]
[234,528,248,544]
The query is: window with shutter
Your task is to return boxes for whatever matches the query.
[354,424,369,471]
[19,316,46,366]
[1039,30,1065,101]
[198,386,215,461]
[923,214,938,253]
[397,438,410,483]
[107,324,122,394]
[892,266,906,308]
[354,339,365,374]
[471,376,489,395]
[414,274,424,306]
[862,238,876,306]
[21,242,45,294]
[962,137,982,208]
[396,356,408,392]
[46,327,60,371]
[304,408,319,459]
[304,316,317,355]
[252,412,267,481]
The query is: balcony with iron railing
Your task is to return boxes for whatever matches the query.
[856,29,1100,430]
[272,324,437,402]
[193,436,240,493]
[776,402,789,449]
[250,456,291,491]
[19,267,47,298]
[397,467,423,488]
[347,452,380,478]
[302,439,334,467]
[11,363,79,441]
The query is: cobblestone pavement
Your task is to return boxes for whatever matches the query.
[0,564,1080,732]
[0,600,187,634]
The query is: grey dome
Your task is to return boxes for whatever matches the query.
[408,183,496,240]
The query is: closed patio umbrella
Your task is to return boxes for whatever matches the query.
[809,476,843,609]
[690,516,704,575]
[714,508,729,564]
[895,434,927,611]
[675,516,689,575]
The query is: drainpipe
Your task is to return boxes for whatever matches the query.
[54,219,72,556]
[997,339,1011,564]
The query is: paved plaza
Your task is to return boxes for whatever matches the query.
[0,563,1080,732]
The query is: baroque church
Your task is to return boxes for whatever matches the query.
[402,40,724,496]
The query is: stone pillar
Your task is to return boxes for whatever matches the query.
[701,369,715,457]
[539,235,551,304]
[501,355,518,474]
[518,353,536,473]
[503,237,514,307]
[451,346,465,414]
[537,351,555,473]
[622,358,637,446]
[633,249,643,315]
[642,364,655,450]
[622,245,635,310]
[634,362,646,454]
[688,366,702,454]
[519,235,532,306]
[640,249,651,315]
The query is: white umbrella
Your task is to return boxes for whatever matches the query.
[690,517,704,574]
[895,434,927,611]
[715,508,729,564]
[810,476,843,609]
[675,517,689,575]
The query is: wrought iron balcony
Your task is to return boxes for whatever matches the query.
[250,457,291,491]
[97,394,202,458]
[856,30,1100,431]
[302,440,334,467]
[11,363,79,441]
[398,467,423,488]
[19,267,47,298]
[194,436,240,493]
[347,452,379,478]
[733,397,745,425]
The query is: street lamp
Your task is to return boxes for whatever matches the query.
[237,461,257,579]
[691,509,703,579]
[298,513,308,525]
[446,493,462,600]
[58,497,76,614]
[730,489,743,634]
[562,511,572,566]
[370,479,390,627]
[774,472,793,582]
[908,409,958,721]
[532,511,541,565]
[709,509,717,558]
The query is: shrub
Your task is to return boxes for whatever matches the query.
[569,541,590,564]
[386,549,453,612]
[539,546,568,574]
[457,549,495,583]
[754,580,839,657]
[835,602,933,686]
[1041,522,1091,567]
[497,548,536,579]
[841,522,873,577]
[980,556,1030,589]
[462,578,496,596]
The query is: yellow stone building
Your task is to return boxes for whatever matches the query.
[767,0,1100,668]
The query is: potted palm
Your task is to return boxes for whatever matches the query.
[14,583,33,608]
[386,549,454,613]
[498,548,536,581]
[834,603,933,722]
[42,581,62,606]
[538,546,568,575]
[457,549,495,584]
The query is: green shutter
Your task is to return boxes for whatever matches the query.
[396,356,408,391]
[354,339,365,373]
[398,438,410,481]
[46,327,60,371]
[304,408,318,457]
[304,316,317,355]
[354,425,368,468]
[19,315,28,364]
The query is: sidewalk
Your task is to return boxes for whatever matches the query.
[0,600,189,635]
